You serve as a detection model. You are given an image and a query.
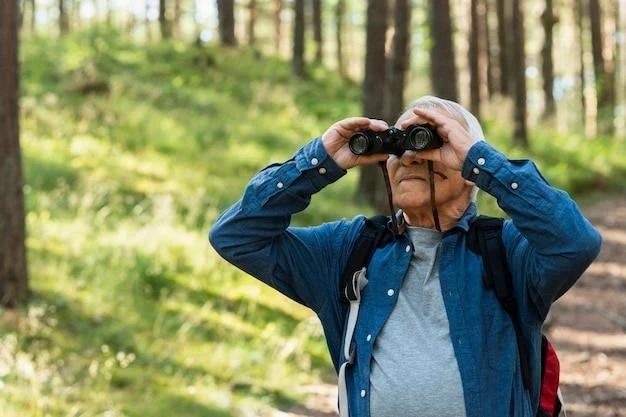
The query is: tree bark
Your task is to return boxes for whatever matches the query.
[483,0,494,99]
[59,0,69,35]
[292,0,306,76]
[357,0,388,212]
[274,0,282,53]
[495,0,510,96]
[428,0,458,101]
[335,0,345,77]
[159,0,172,39]
[469,0,481,117]
[217,0,237,46]
[511,0,528,146]
[541,0,557,119]
[0,0,29,308]
[29,0,35,33]
[589,0,615,134]
[383,0,411,124]
[313,0,323,64]
[247,0,257,46]
[575,0,587,130]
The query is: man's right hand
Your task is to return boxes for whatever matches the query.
[321,117,390,170]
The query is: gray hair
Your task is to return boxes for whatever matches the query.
[403,96,484,202]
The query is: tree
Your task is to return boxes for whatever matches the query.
[335,0,345,77]
[292,0,306,76]
[541,0,557,119]
[159,0,172,39]
[0,0,29,307]
[357,0,388,212]
[313,0,323,64]
[59,0,69,35]
[383,0,411,124]
[495,0,510,96]
[247,0,257,46]
[428,0,458,101]
[217,0,237,46]
[589,0,615,134]
[511,0,528,146]
[576,0,587,130]
[469,0,481,117]
[274,0,282,53]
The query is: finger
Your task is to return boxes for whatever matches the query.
[337,117,373,132]
[399,115,427,130]
[412,107,451,127]
[413,148,442,163]
[368,119,389,131]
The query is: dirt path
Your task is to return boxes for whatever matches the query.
[281,194,626,417]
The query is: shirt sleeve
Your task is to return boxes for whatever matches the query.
[461,140,602,321]
[209,137,366,313]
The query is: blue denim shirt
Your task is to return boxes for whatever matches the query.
[209,138,601,417]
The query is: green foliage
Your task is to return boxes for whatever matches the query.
[4,28,625,417]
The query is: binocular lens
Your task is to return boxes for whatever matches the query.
[407,127,433,150]
[348,132,371,155]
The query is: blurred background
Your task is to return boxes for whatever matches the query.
[0,0,625,416]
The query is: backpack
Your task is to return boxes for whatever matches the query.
[340,215,564,417]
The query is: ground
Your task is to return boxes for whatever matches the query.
[281,194,626,417]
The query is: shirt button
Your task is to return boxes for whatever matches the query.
[511,182,519,190]
[318,167,327,174]
[387,289,395,297]
[360,390,367,397]
[472,167,480,175]
[366,334,372,342]
[277,182,284,189]
[311,157,319,166]
[405,245,411,253]
[477,157,486,166]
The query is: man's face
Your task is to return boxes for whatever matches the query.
[386,107,472,211]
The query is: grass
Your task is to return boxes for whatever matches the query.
[2,27,626,417]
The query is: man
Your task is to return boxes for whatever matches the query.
[209,96,601,416]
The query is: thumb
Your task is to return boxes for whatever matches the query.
[414,148,441,163]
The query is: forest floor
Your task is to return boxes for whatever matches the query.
[279,193,626,417]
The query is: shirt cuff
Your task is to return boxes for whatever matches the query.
[296,137,347,190]
[461,141,508,190]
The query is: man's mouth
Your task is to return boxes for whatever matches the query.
[399,171,448,183]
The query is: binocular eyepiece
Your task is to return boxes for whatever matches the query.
[348,124,443,156]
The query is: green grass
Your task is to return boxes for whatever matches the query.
[2,27,626,417]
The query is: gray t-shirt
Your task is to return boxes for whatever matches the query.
[369,226,467,417]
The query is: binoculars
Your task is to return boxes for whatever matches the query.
[349,124,443,156]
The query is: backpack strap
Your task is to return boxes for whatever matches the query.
[341,215,392,304]
[468,216,531,389]
[338,215,393,417]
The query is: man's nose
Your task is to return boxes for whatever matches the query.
[400,150,425,165]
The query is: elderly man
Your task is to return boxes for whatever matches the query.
[209,96,601,417]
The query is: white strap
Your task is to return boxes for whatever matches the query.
[337,267,368,417]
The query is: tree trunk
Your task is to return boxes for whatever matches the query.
[217,0,237,46]
[173,0,182,38]
[292,0,306,76]
[589,0,615,134]
[159,0,172,39]
[511,0,528,146]
[274,0,282,53]
[336,0,345,77]
[357,0,388,213]
[428,0,458,101]
[469,0,481,117]
[29,0,35,33]
[313,0,323,64]
[247,0,257,46]
[576,0,586,130]
[383,0,411,124]
[541,0,556,119]
[495,0,510,96]
[0,0,29,308]
[483,0,494,99]
[59,0,69,35]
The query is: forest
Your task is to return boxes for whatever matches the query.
[0,0,625,416]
